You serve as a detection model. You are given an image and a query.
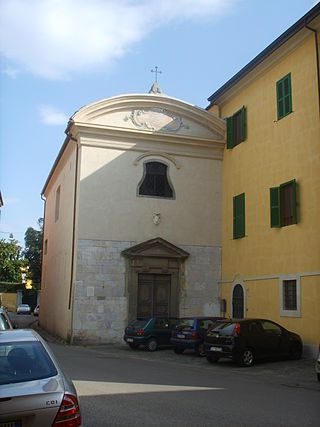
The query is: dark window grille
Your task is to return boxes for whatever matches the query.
[139,162,173,198]
[283,279,297,310]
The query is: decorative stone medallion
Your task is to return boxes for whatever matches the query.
[125,108,189,132]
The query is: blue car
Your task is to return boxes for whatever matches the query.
[171,317,223,356]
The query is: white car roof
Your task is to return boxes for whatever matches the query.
[0,329,39,343]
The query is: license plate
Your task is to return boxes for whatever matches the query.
[126,338,133,343]
[177,334,185,339]
[0,422,22,427]
[210,346,222,352]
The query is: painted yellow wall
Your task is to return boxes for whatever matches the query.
[214,34,320,350]
[40,142,77,341]
[0,293,17,312]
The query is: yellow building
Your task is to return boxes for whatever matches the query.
[207,4,320,356]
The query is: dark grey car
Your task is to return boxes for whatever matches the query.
[0,329,81,426]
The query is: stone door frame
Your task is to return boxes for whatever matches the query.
[122,237,189,322]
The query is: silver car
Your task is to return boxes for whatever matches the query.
[16,304,31,315]
[0,329,82,426]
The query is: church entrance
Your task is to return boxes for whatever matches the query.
[122,237,189,322]
[137,274,171,318]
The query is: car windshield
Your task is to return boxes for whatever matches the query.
[211,322,238,335]
[0,313,11,330]
[0,341,58,385]
[177,319,195,329]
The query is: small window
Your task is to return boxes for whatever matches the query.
[270,179,297,228]
[55,186,60,222]
[138,161,174,198]
[226,106,246,149]
[44,239,48,255]
[280,277,300,317]
[276,73,292,120]
[233,193,245,239]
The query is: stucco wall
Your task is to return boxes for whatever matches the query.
[40,142,77,340]
[78,147,222,247]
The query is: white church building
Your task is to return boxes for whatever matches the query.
[40,83,226,343]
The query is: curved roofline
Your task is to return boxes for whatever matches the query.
[207,2,320,106]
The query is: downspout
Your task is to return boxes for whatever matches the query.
[40,194,46,314]
[305,23,320,117]
[66,125,79,345]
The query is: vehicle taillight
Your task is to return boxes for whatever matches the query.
[190,332,198,340]
[52,393,81,427]
[137,329,145,336]
[232,323,241,336]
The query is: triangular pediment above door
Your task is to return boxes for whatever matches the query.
[122,237,189,260]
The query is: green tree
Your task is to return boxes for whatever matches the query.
[23,218,43,289]
[0,235,24,283]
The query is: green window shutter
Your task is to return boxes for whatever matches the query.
[226,117,234,149]
[270,187,281,227]
[241,106,246,142]
[233,193,245,239]
[292,179,297,224]
[277,73,292,120]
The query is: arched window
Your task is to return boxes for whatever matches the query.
[138,161,174,198]
[232,284,244,318]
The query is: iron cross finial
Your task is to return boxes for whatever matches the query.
[151,66,162,83]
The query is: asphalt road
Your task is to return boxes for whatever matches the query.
[9,314,320,427]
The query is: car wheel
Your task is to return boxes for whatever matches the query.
[289,343,302,360]
[174,348,184,354]
[206,355,220,363]
[238,348,255,367]
[195,344,206,357]
[147,338,158,352]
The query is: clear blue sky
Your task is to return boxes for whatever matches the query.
[0,0,317,246]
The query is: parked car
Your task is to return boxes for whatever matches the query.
[204,318,303,367]
[171,317,223,356]
[316,343,320,382]
[34,304,40,316]
[0,307,14,330]
[16,304,31,315]
[0,329,81,426]
[124,317,180,351]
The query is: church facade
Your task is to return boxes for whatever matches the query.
[40,89,226,343]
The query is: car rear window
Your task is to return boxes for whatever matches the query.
[211,322,238,335]
[0,341,58,385]
[177,319,196,329]
[130,319,149,328]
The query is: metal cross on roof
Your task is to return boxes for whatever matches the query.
[151,66,162,83]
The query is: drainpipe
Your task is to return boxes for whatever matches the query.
[305,23,320,117]
[40,194,46,318]
[66,124,79,345]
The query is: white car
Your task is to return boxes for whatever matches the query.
[34,304,40,316]
[316,344,320,382]
[16,304,31,315]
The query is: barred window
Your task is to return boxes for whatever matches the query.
[283,279,297,310]
[138,161,174,199]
